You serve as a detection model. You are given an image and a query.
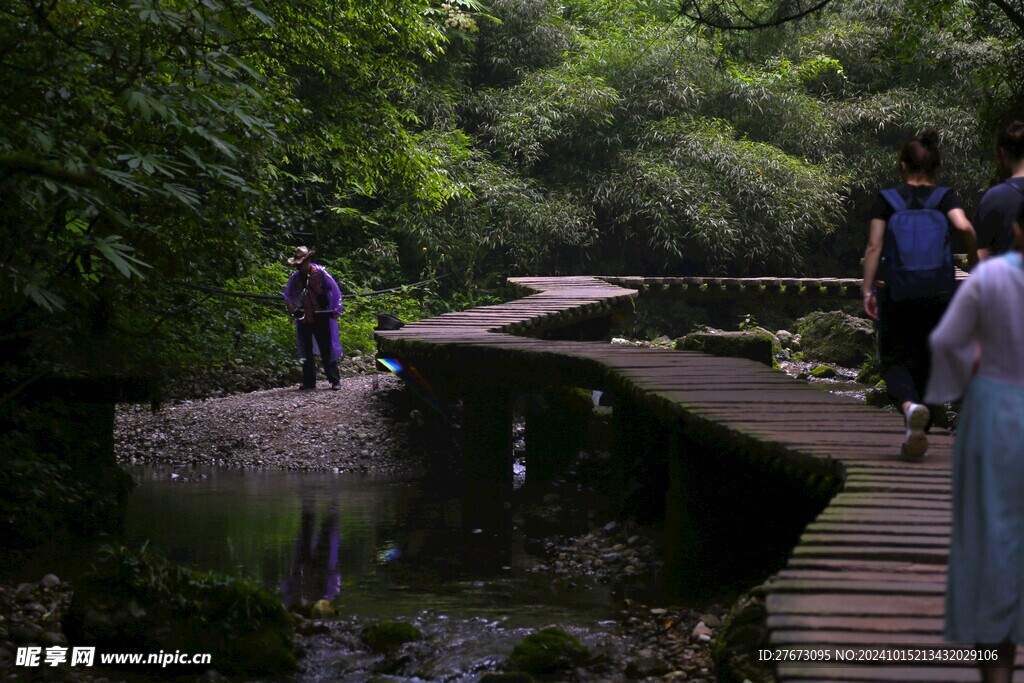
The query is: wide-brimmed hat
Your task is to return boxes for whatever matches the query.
[287,246,316,265]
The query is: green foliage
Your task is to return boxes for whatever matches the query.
[3,0,1021,401]
[0,434,108,549]
[340,291,433,356]
[410,155,597,275]
[738,314,760,331]
[412,0,1018,281]
[593,116,844,274]
[474,70,621,169]
[66,544,296,675]
[856,358,882,385]
[0,400,129,550]
[0,0,463,386]
[474,0,574,86]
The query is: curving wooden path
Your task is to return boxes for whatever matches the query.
[375,274,1007,683]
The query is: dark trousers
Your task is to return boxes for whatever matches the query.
[298,316,340,387]
[877,288,950,427]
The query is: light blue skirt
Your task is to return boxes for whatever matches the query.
[946,374,1024,643]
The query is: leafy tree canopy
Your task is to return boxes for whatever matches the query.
[0,0,462,381]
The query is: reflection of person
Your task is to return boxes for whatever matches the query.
[861,129,977,460]
[282,246,345,391]
[974,120,1024,261]
[279,499,341,608]
[926,203,1024,683]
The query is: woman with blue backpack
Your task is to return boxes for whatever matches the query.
[861,129,978,460]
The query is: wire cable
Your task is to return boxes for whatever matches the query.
[168,269,463,304]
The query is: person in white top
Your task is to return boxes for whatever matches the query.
[926,202,1024,683]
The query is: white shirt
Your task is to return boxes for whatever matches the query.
[925,252,1024,403]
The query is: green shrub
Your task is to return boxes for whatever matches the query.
[0,401,129,550]
[65,545,296,676]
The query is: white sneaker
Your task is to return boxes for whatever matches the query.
[901,403,929,460]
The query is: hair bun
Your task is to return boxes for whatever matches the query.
[920,128,940,146]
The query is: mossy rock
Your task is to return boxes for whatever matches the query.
[310,599,334,618]
[675,330,777,368]
[809,365,838,379]
[712,586,776,683]
[361,619,423,653]
[64,546,295,676]
[795,311,875,367]
[509,627,590,675]
[866,385,890,408]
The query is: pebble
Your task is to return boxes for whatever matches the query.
[40,632,67,647]
[692,622,714,639]
[9,623,43,643]
[700,613,723,628]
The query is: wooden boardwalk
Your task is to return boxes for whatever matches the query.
[549,271,969,300]
[375,275,1005,683]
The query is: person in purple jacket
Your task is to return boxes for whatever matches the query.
[282,246,345,390]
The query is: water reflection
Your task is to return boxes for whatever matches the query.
[123,466,422,608]
[120,466,615,622]
[280,498,341,607]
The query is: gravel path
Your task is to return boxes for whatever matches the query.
[115,374,414,474]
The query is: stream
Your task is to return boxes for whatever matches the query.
[120,465,639,681]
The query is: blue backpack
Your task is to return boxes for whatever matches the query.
[880,187,955,301]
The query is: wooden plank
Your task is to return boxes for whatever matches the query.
[767,593,944,617]
[798,531,949,547]
[804,522,951,537]
[776,568,947,583]
[774,664,994,682]
[768,614,944,633]
[768,578,945,595]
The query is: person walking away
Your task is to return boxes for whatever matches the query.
[861,129,978,460]
[925,202,1024,683]
[283,246,345,390]
[974,120,1024,261]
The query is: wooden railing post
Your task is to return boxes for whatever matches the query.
[664,428,707,600]
[459,383,514,566]
[523,388,590,491]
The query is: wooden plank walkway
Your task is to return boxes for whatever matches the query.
[586,272,969,300]
[375,275,1008,683]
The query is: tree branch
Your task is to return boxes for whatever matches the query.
[678,0,837,30]
[987,0,1024,36]
[0,152,96,187]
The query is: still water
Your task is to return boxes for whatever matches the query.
[124,465,615,621]
[119,465,633,681]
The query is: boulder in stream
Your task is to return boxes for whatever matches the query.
[361,619,423,653]
[508,626,590,675]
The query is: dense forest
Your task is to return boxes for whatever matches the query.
[1,0,1022,543]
